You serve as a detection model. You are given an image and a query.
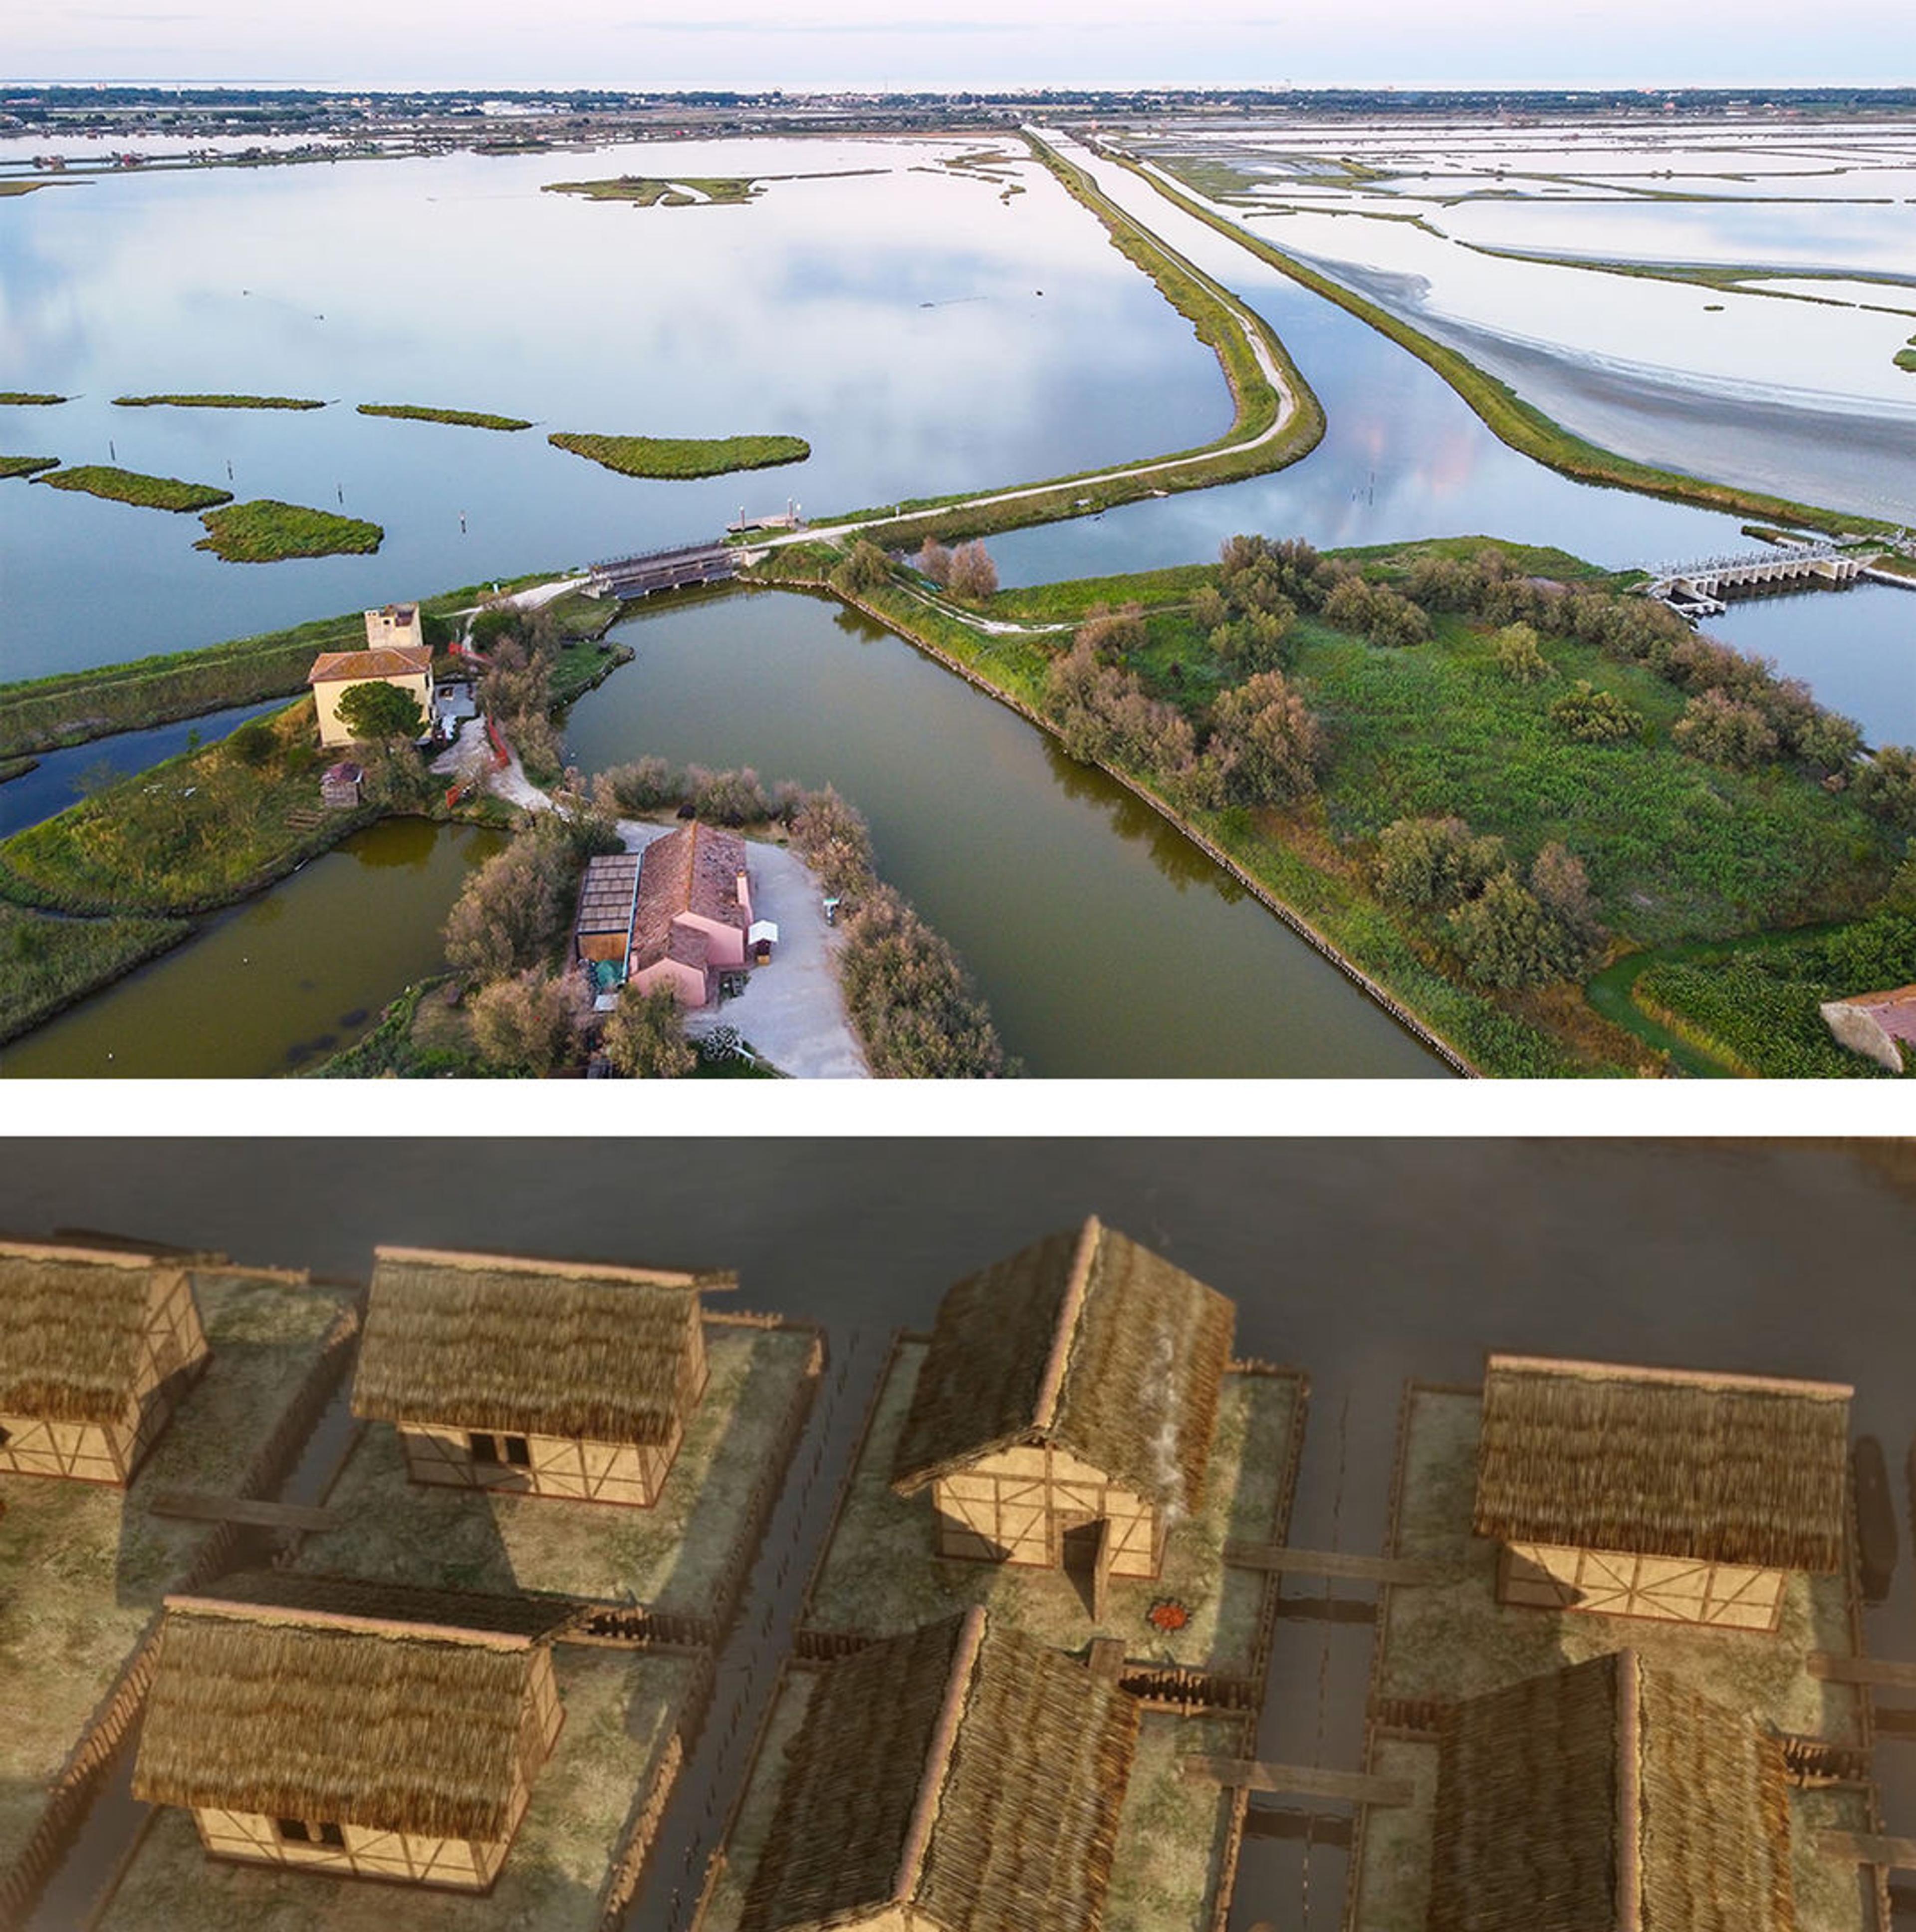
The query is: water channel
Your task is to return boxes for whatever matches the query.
[2,131,1910,1075]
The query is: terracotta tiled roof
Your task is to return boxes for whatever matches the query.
[630,823,748,972]
[308,645,434,685]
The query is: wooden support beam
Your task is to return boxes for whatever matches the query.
[1183,1758,1413,1807]
[1809,1654,1916,1689]
[1873,1707,1916,1740]
[1818,1830,1916,1870]
[1224,1543,1447,1586]
[146,1489,339,1532]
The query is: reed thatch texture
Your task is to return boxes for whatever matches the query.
[891,1218,1233,1512]
[1474,1356,1850,1571]
[0,1241,164,1424]
[739,1610,1138,1932]
[1428,1650,1795,1932]
[353,1249,732,1444]
[185,1567,576,1641]
[134,1576,553,1841]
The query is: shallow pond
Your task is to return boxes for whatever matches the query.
[0,816,502,1078]
[564,588,1446,1079]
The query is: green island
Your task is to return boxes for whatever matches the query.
[548,430,811,480]
[1114,146,1900,539]
[544,174,757,206]
[357,402,533,430]
[33,464,233,512]
[113,392,327,411]
[192,498,384,563]
[1896,339,1916,372]
[0,456,59,480]
[0,392,67,406]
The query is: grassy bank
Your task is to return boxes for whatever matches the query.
[815,133,1323,549]
[113,392,325,410]
[0,455,58,479]
[0,392,66,406]
[193,497,384,562]
[357,401,533,430]
[550,430,810,479]
[0,756,36,787]
[0,699,379,916]
[1111,148,1897,540]
[35,464,233,512]
[0,902,193,1049]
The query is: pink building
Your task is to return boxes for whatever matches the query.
[628,823,751,1008]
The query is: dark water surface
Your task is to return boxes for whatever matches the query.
[0,817,503,1078]
[2,1140,1913,1930]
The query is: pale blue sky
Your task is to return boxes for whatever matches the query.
[9,0,1906,90]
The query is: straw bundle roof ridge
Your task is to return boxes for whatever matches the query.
[134,1595,548,1841]
[739,1614,1138,1932]
[352,1252,720,1443]
[178,1568,575,1642]
[1429,1652,1795,1932]
[891,1219,1234,1512]
[0,1245,169,1424]
[1474,1355,1850,1571]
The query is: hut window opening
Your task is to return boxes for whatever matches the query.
[470,1432,500,1463]
[504,1434,531,1467]
[0,1425,9,1449]
[275,1818,343,1847]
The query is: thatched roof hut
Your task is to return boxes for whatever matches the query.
[133,1571,564,1845]
[1474,1354,1851,1573]
[0,1239,185,1426]
[740,1608,1138,1932]
[1428,1650,1795,1932]
[352,1245,734,1447]
[891,1216,1233,1516]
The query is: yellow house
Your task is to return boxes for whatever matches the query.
[1474,1353,1852,1631]
[0,1237,210,1485]
[350,1245,736,1506]
[132,1572,566,1892]
[308,607,433,749]
[890,1217,1234,1608]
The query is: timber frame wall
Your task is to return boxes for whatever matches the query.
[0,1264,209,1486]
[1497,1541,1789,1631]
[931,1444,1161,1579]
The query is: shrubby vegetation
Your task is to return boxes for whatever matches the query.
[443,810,620,984]
[0,902,191,1048]
[194,499,383,563]
[469,967,594,1076]
[602,982,697,1078]
[1549,679,1643,744]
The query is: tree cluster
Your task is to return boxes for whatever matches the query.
[476,604,563,780]
[1549,680,1642,745]
[602,981,697,1079]
[837,884,1006,1077]
[1320,574,1431,649]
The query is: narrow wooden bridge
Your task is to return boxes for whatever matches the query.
[1645,540,1864,617]
[588,540,737,599]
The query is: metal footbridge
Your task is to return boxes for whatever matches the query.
[1644,540,1864,617]
[587,540,738,599]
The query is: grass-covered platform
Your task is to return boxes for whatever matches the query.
[356,402,532,431]
[34,464,233,512]
[290,1320,822,1622]
[1347,1383,1875,1932]
[549,430,809,480]
[800,1336,1304,1682]
[0,455,58,480]
[194,499,384,563]
[98,1644,703,1932]
[0,1270,358,1879]
[698,1669,1245,1932]
[0,392,66,406]
[113,393,326,411]
[544,175,756,207]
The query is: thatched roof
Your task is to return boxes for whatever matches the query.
[134,1573,555,1841]
[1429,1650,1795,1932]
[739,1609,1138,1932]
[0,1240,177,1425]
[1474,1355,1852,1571]
[352,1245,734,1444]
[891,1217,1234,1513]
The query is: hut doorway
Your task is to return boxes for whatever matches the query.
[1061,1516,1113,1621]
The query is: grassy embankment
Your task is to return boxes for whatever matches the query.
[750,535,1903,1077]
[193,498,384,562]
[544,175,757,206]
[0,392,66,405]
[358,402,533,430]
[0,757,35,786]
[550,430,810,479]
[818,133,1324,550]
[0,901,193,1049]
[1112,149,1900,540]
[0,456,58,479]
[112,392,326,410]
[33,464,232,511]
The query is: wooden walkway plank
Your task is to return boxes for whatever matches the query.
[1818,1831,1916,1870]
[1808,1654,1916,1689]
[146,1489,339,1532]
[1223,1543,1447,1586]
[1183,1757,1414,1807]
